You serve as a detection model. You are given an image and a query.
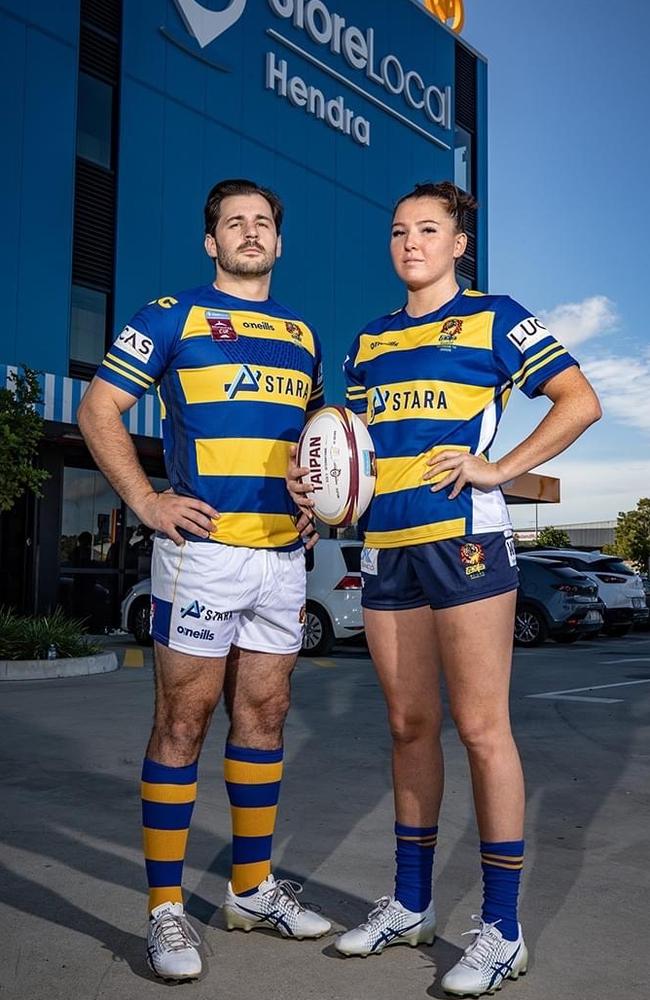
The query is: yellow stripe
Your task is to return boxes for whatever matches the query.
[346,385,367,395]
[106,351,154,383]
[101,359,150,390]
[364,517,466,549]
[481,853,525,862]
[143,827,189,861]
[178,363,312,407]
[156,385,167,419]
[209,512,297,548]
[355,312,493,365]
[375,446,471,496]
[140,781,197,804]
[149,886,183,910]
[231,860,271,894]
[195,437,291,479]
[511,342,562,384]
[463,289,487,297]
[230,805,278,838]
[481,859,524,870]
[369,380,494,424]
[517,348,568,388]
[224,759,284,784]
[397,835,438,844]
[180,305,316,356]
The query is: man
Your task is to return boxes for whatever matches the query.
[78,178,329,981]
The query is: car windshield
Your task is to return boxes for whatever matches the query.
[590,559,633,575]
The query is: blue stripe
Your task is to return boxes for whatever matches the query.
[96,364,147,400]
[521,354,578,399]
[232,835,274,864]
[225,744,283,764]
[368,484,472,533]
[225,781,281,808]
[195,477,295,516]
[395,823,438,838]
[150,595,172,645]
[368,418,483,459]
[145,859,184,887]
[142,801,195,830]
[141,757,198,785]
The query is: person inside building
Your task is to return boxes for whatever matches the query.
[289,181,601,995]
[78,178,328,981]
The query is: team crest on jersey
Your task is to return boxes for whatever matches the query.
[206,310,237,341]
[438,318,463,347]
[460,542,486,578]
[225,365,261,398]
[285,321,303,342]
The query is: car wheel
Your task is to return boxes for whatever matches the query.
[514,605,548,647]
[603,625,630,638]
[552,633,581,644]
[131,598,152,645]
[302,602,334,657]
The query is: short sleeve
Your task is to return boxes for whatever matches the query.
[306,331,325,414]
[492,297,579,398]
[343,337,367,414]
[96,303,174,399]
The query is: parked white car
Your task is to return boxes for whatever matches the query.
[120,539,364,657]
[531,549,648,636]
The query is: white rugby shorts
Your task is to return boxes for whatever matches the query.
[150,536,307,658]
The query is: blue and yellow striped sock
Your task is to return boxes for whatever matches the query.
[480,839,525,941]
[141,757,198,912]
[394,823,438,912]
[224,743,283,896]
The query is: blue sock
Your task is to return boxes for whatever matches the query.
[394,823,437,912]
[480,840,524,941]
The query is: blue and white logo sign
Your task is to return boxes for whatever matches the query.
[172,0,247,48]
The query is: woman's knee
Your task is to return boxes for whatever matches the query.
[388,706,442,746]
[452,712,513,756]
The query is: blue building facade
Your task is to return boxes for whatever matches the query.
[0,0,487,622]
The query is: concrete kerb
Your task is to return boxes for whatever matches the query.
[0,651,119,681]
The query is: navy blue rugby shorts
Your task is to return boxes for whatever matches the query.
[360,529,519,611]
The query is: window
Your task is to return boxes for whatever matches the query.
[454,126,472,193]
[76,72,113,168]
[70,284,107,367]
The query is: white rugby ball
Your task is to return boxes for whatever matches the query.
[297,405,376,526]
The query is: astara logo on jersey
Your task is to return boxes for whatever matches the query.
[172,0,247,49]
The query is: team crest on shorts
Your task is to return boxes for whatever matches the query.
[460,541,486,578]
[299,604,306,624]
[438,318,463,348]
[206,310,237,341]
[285,321,303,342]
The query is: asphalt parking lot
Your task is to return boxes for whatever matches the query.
[1,632,648,1000]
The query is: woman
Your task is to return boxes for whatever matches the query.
[290,180,601,996]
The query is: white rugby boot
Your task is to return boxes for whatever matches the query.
[441,916,528,996]
[223,873,331,939]
[146,901,202,980]
[335,895,436,957]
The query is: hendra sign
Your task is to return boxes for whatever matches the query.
[170,0,452,150]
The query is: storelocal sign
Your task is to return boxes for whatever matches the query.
[170,0,452,149]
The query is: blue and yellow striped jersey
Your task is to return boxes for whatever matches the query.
[343,288,578,548]
[96,285,324,550]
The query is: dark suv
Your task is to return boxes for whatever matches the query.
[515,555,604,647]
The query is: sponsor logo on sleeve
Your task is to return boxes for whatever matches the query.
[506,316,550,353]
[115,326,154,363]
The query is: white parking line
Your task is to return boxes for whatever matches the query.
[527,678,650,703]
[602,657,650,664]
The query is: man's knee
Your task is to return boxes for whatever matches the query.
[232,692,291,742]
[154,698,217,754]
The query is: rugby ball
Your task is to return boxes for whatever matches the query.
[297,405,376,526]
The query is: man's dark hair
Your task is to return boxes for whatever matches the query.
[204,179,284,235]
[392,181,478,234]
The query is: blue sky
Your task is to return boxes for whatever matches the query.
[449,0,650,528]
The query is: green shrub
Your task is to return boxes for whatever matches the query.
[0,607,103,660]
